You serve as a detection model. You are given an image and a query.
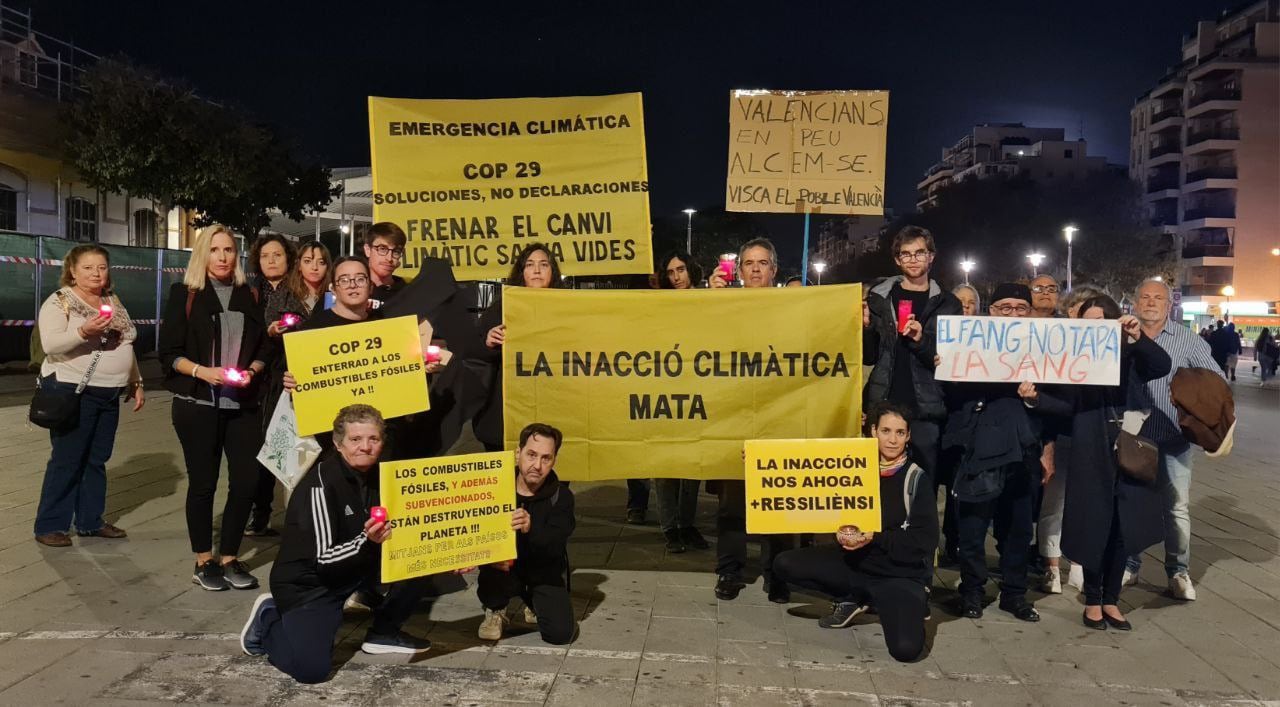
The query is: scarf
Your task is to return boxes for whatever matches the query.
[879,455,907,478]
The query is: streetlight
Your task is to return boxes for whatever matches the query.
[682,208,696,255]
[1272,247,1280,256]
[812,261,827,285]
[1027,252,1046,278]
[960,259,975,285]
[1063,225,1077,291]
[1221,284,1235,317]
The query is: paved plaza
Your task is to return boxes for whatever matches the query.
[0,367,1278,706]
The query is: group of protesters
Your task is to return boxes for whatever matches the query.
[30,219,1236,681]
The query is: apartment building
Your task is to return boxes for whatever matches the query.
[1130,0,1279,320]
[813,212,890,270]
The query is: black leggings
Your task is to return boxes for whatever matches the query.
[773,545,928,662]
[1084,497,1126,607]
[172,399,261,556]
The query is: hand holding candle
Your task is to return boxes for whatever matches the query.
[278,312,300,330]
[222,367,247,386]
[99,303,113,319]
[370,506,388,524]
[718,253,737,281]
[424,345,442,363]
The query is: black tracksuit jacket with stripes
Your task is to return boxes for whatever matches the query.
[270,455,379,614]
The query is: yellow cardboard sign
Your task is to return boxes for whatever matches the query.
[744,438,881,534]
[726,90,888,215]
[502,285,862,480]
[368,93,653,280]
[379,452,518,582]
[283,315,428,436]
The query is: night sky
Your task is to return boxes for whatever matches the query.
[33,1,1231,226]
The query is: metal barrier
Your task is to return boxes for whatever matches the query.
[0,231,191,362]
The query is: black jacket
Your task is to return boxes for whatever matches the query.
[269,456,380,614]
[514,469,576,586]
[862,276,961,421]
[941,384,1044,502]
[157,280,270,403]
[1035,334,1172,571]
[845,461,938,582]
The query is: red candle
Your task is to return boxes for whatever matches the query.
[425,345,442,363]
[370,506,388,524]
[279,312,300,329]
[897,300,914,333]
[99,303,113,318]
[719,254,736,280]
[222,367,246,384]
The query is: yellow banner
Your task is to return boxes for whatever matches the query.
[744,438,881,534]
[368,93,653,281]
[380,452,518,582]
[726,90,888,215]
[283,315,428,436]
[502,285,862,480]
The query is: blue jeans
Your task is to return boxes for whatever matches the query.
[1127,449,1192,577]
[34,379,122,535]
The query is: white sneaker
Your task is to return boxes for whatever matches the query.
[521,605,538,624]
[478,608,509,641]
[1041,566,1062,594]
[1121,568,1138,587]
[1067,564,1084,591]
[1169,572,1197,601]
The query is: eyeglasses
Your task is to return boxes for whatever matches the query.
[896,250,932,262]
[1031,285,1060,294]
[370,244,405,260]
[335,275,369,288]
[992,303,1031,315]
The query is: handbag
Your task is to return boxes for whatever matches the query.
[29,351,103,430]
[1115,430,1159,483]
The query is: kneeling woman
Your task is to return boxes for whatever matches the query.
[771,402,937,663]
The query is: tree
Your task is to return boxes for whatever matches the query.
[64,58,336,244]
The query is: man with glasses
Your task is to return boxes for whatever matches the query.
[1029,275,1061,318]
[362,222,409,310]
[862,226,961,483]
[943,283,1044,622]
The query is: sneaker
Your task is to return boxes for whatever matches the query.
[766,581,791,604]
[681,527,710,550]
[222,560,260,590]
[818,601,868,629]
[625,508,646,525]
[1169,572,1197,601]
[1041,566,1062,594]
[243,526,280,538]
[521,605,538,625]
[240,593,274,656]
[344,589,383,612]
[663,529,686,554]
[478,608,509,640]
[714,574,744,600]
[361,630,431,655]
[1067,563,1084,591]
[192,560,230,591]
[1121,568,1138,587]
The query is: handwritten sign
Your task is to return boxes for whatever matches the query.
[726,89,889,215]
[935,315,1121,385]
[744,438,881,534]
[368,93,653,280]
[283,315,428,435]
[380,452,518,582]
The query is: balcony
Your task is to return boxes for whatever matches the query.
[1186,166,1237,181]
[1181,283,1235,297]
[1146,177,1180,193]
[1149,73,1185,99]
[1187,88,1241,118]
[1149,108,1183,134]
[1185,127,1240,156]
[1184,206,1235,220]
[1181,244,1234,267]
[1149,143,1181,158]
[1183,166,1239,193]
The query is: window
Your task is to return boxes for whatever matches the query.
[0,184,16,230]
[18,52,38,87]
[65,197,97,242]
[1064,149,1074,158]
[133,209,158,247]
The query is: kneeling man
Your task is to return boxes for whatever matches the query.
[477,423,577,644]
[772,402,937,662]
[240,404,431,683]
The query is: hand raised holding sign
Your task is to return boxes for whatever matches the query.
[1018,380,1039,404]
[1119,314,1141,342]
[486,324,506,349]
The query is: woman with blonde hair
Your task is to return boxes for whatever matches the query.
[33,245,145,547]
[159,224,270,591]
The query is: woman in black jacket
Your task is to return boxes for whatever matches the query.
[159,224,271,592]
[1021,295,1172,631]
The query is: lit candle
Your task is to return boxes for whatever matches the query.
[718,253,736,280]
[370,506,388,524]
[222,367,246,384]
[425,345,442,363]
[99,303,113,318]
[279,312,300,329]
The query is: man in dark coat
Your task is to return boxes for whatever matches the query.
[941,283,1045,623]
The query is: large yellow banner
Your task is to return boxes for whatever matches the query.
[744,438,880,534]
[502,285,862,480]
[726,90,888,215]
[368,93,653,281]
[380,452,517,582]
[283,316,428,436]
